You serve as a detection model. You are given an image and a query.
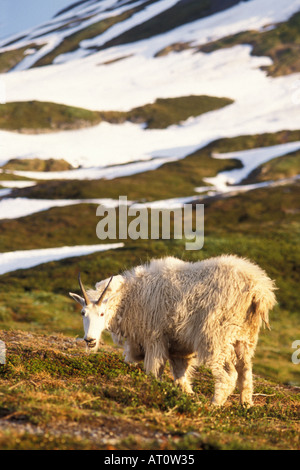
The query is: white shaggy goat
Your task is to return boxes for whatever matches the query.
[69,255,276,406]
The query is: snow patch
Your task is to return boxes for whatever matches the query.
[204,140,300,190]
[0,197,131,220]
[0,243,124,275]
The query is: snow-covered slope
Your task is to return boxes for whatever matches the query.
[0,0,300,271]
[0,1,300,170]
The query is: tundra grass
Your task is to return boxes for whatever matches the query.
[0,179,299,253]
[2,158,73,172]
[0,101,102,132]
[124,95,233,129]
[6,152,239,200]
[8,129,300,200]
[0,330,299,450]
[0,172,32,182]
[0,95,232,133]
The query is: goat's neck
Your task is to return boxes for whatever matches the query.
[105,296,126,338]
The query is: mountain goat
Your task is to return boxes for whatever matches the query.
[69,255,276,406]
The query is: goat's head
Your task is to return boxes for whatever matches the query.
[69,273,113,352]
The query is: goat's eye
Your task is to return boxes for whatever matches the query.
[81,311,85,317]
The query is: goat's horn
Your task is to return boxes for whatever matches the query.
[78,273,91,305]
[96,276,113,306]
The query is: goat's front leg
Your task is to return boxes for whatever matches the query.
[144,341,167,379]
[169,355,195,394]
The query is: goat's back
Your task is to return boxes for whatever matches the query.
[122,255,276,353]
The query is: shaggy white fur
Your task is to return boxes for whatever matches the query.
[70,255,276,406]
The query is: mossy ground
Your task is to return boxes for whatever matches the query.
[6,130,300,201]
[2,158,73,172]
[0,330,299,450]
[0,95,232,133]
[0,101,102,132]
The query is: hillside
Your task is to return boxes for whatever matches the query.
[0,329,299,450]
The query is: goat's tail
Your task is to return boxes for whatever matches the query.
[252,279,277,330]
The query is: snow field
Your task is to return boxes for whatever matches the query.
[1,0,300,274]
[0,243,124,275]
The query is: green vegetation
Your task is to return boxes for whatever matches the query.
[199,11,300,76]
[0,95,232,133]
[2,158,73,172]
[0,330,299,450]
[0,203,102,252]
[100,95,233,130]
[125,95,233,129]
[0,172,33,182]
[0,44,43,73]
[4,152,239,201]
[9,130,300,200]
[0,101,102,132]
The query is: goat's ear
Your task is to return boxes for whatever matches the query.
[69,292,86,307]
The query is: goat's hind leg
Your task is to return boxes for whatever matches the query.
[234,341,254,407]
[210,346,238,406]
